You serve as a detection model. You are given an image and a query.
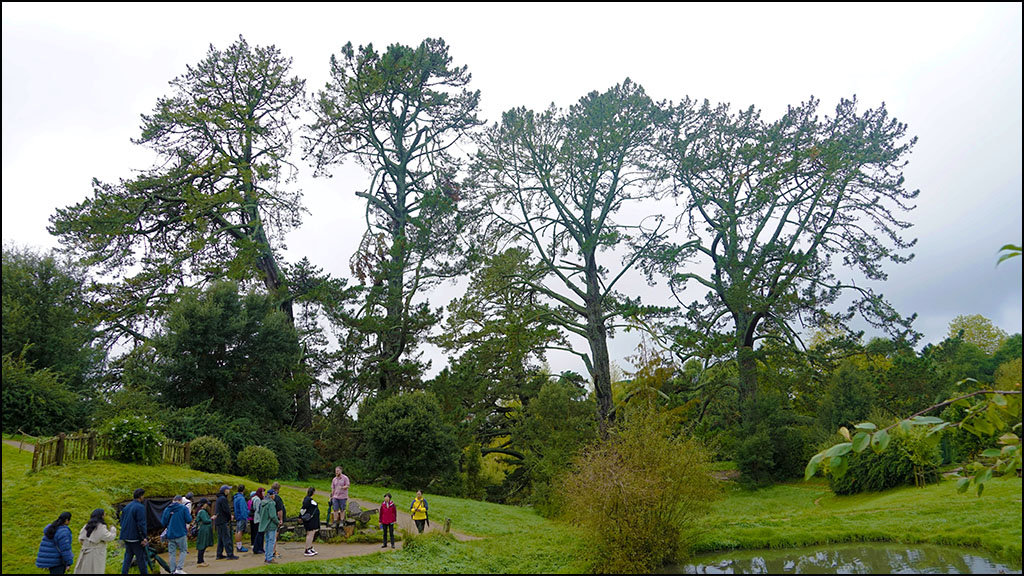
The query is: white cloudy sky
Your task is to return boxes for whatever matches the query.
[3,2,1021,377]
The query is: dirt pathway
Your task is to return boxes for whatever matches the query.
[166,540,400,574]
[2,438,35,452]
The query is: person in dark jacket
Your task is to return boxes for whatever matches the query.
[300,486,320,556]
[36,511,73,574]
[120,488,148,574]
[213,485,239,561]
[160,494,193,574]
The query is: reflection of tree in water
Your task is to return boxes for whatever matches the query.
[674,543,1019,574]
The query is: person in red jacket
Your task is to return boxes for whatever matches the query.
[379,493,397,548]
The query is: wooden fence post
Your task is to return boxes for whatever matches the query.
[56,433,66,467]
[184,442,191,467]
[87,431,97,461]
[32,447,40,472]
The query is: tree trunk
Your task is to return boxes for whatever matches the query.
[735,313,760,426]
[585,254,614,436]
[378,212,409,394]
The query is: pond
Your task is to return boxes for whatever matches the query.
[661,543,1023,574]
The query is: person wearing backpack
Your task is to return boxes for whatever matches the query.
[258,488,281,565]
[410,490,429,534]
[160,495,192,575]
[300,486,321,556]
[249,488,265,554]
[36,511,73,574]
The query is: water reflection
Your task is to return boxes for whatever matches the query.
[663,543,1022,574]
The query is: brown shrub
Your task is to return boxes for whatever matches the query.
[559,408,718,573]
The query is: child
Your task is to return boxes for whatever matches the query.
[379,493,397,548]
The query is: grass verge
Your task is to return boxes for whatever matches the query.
[696,476,1023,564]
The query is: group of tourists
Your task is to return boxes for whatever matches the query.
[35,465,431,573]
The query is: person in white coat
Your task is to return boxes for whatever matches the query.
[74,509,117,574]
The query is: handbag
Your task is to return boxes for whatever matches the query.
[299,508,313,522]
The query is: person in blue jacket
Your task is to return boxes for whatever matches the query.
[36,511,73,574]
[160,494,193,574]
[120,488,149,574]
[232,484,250,553]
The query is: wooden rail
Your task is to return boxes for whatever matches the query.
[31,431,190,472]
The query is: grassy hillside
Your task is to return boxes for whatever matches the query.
[1,444,589,574]
[5,441,1020,574]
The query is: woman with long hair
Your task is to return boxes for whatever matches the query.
[73,509,117,574]
[301,486,320,556]
[36,511,73,574]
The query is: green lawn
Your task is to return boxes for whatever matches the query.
[4,442,1020,574]
[696,476,1023,564]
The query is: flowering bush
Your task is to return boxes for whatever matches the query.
[102,416,164,465]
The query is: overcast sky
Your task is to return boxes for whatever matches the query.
[3,2,1021,378]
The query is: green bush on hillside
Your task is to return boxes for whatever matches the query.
[190,435,231,473]
[560,408,717,573]
[102,415,164,465]
[827,426,941,495]
[237,445,279,483]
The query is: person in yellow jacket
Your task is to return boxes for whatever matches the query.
[410,490,429,533]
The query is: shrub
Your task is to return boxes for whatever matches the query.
[102,415,164,465]
[736,390,816,486]
[1,353,84,435]
[827,426,941,495]
[237,445,280,483]
[190,435,232,473]
[560,408,717,573]
[360,392,460,490]
[263,428,315,480]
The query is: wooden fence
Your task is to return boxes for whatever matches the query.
[31,431,189,472]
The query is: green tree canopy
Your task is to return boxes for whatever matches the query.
[306,38,482,394]
[2,244,103,396]
[431,248,564,449]
[150,281,301,424]
[50,36,307,341]
[359,391,460,489]
[473,79,670,433]
[946,314,1009,356]
[652,96,919,422]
